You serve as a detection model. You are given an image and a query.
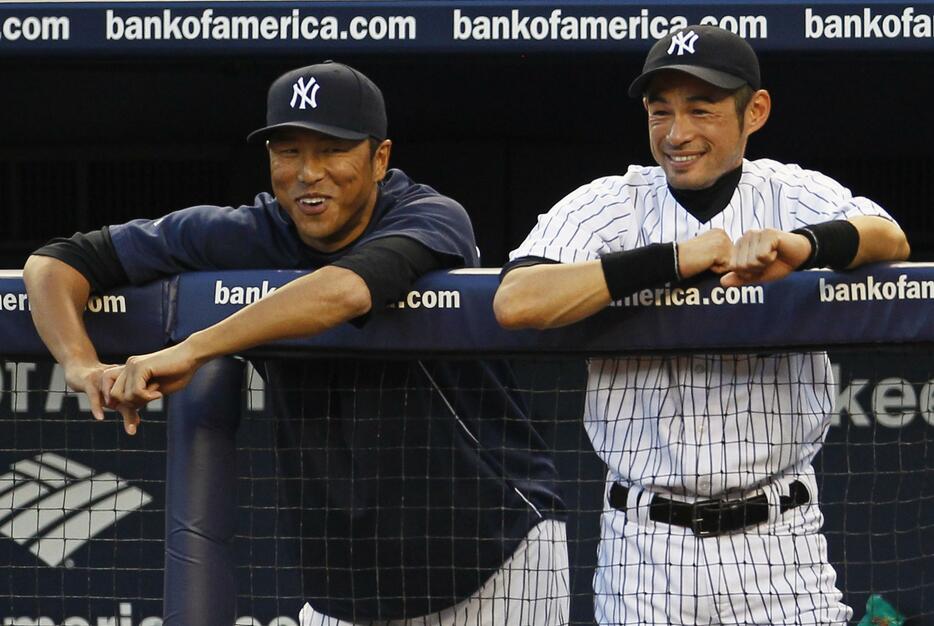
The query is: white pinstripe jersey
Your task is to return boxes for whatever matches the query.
[509,158,895,500]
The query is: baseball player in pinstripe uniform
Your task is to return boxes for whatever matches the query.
[494,25,910,626]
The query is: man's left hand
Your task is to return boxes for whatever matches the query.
[101,342,202,435]
[721,228,812,287]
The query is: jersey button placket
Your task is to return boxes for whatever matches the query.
[684,357,709,496]
[695,357,717,497]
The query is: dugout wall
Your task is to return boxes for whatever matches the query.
[2,266,934,624]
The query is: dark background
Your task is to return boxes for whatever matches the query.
[1,51,931,268]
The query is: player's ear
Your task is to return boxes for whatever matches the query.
[744,89,771,136]
[372,139,392,182]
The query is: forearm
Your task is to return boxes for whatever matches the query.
[495,233,730,330]
[184,265,372,362]
[493,261,611,329]
[23,255,101,368]
[847,215,911,268]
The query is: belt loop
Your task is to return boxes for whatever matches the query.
[626,483,641,511]
[798,472,818,506]
[769,477,812,524]
[614,482,653,527]
[629,484,650,527]
[765,480,784,525]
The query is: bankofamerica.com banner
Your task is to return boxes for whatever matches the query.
[0,1,933,54]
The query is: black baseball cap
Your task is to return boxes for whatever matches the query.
[628,25,760,98]
[247,61,387,143]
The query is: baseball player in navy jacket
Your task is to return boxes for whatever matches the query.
[24,61,569,625]
[495,25,909,626]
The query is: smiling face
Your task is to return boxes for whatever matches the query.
[268,128,391,252]
[644,71,769,190]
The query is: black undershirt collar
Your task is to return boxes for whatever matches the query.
[668,164,743,223]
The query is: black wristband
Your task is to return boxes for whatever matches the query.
[791,220,860,271]
[600,243,680,301]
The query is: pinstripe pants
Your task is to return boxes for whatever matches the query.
[299,519,569,626]
[593,476,851,625]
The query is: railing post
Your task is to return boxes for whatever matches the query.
[163,357,243,624]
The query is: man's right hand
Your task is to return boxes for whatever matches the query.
[23,256,145,432]
[676,229,734,279]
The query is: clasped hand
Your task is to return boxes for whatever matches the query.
[97,342,201,436]
[678,228,813,287]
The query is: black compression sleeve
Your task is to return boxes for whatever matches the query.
[499,256,559,280]
[600,243,680,301]
[32,227,130,293]
[792,220,860,271]
[331,236,448,324]
[501,247,679,301]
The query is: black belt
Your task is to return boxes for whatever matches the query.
[609,480,810,537]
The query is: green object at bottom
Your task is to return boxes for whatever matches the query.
[857,594,905,626]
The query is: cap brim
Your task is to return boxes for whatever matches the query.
[627,66,747,98]
[246,121,370,144]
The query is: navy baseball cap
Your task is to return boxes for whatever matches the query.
[247,61,387,143]
[628,25,760,98]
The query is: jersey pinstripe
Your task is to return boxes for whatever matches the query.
[509,158,895,500]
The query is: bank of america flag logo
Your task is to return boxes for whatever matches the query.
[0,453,152,566]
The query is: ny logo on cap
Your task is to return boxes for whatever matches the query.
[667,30,699,56]
[290,76,320,110]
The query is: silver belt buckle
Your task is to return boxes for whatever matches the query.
[690,500,719,537]
[691,497,740,537]
[691,513,715,537]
